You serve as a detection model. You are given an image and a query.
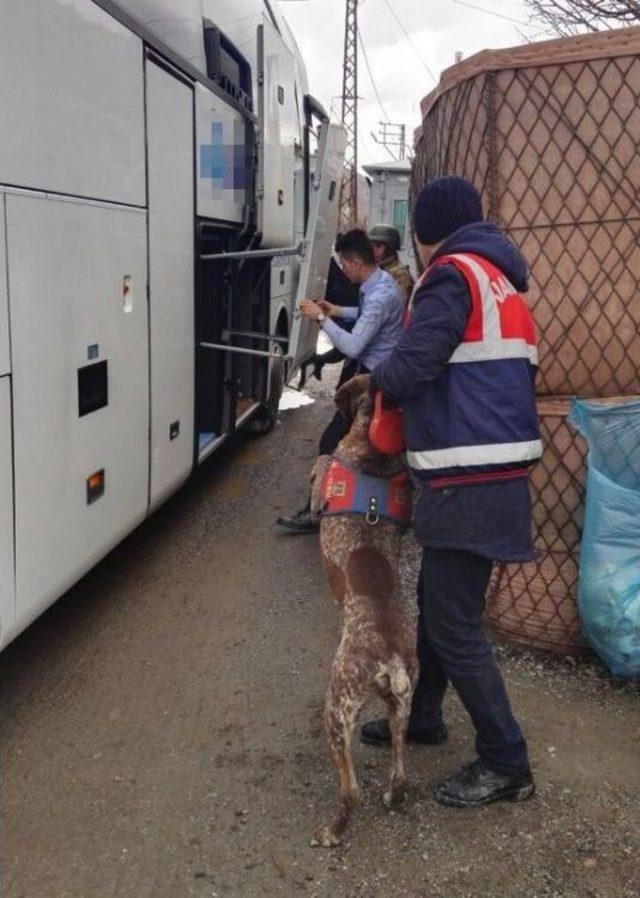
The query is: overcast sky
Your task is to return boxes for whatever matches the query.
[282,0,554,165]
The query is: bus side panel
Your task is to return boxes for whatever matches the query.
[7,193,149,633]
[0,194,9,375]
[0,377,15,650]
[146,61,196,511]
[0,0,145,207]
[257,19,297,247]
[195,83,246,224]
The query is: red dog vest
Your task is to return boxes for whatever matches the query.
[320,456,412,528]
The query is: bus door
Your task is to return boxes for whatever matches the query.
[145,56,196,510]
[0,196,15,648]
[288,122,346,372]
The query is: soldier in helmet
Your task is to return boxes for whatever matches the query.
[368,223,415,305]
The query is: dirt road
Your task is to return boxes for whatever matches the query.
[2,379,639,898]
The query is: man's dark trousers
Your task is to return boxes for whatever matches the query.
[317,361,369,456]
[410,547,530,774]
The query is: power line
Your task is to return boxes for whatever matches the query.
[380,0,438,83]
[515,26,533,43]
[357,27,391,122]
[357,29,406,161]
[449,0,531,26]
[362,129,386,165]
[371,132,398,161]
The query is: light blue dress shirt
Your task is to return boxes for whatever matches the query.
[321,268,404,371]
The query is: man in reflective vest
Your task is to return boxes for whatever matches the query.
[360,176,541,808]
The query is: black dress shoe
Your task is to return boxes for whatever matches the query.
[360,718,448,747]
[436,758,535,808]
[276,509,320,534]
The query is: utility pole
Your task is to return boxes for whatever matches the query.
[338,0,358,230]
[374,122,406,161]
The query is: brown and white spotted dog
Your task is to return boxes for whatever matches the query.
[309,375,418,848]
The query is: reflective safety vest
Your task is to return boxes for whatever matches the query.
[404,252,542,481]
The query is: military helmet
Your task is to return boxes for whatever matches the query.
[367,223,401,252]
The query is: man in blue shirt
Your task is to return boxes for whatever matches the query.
[276,229,403,533]
[309,255,361,383]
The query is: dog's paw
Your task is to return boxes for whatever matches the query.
[383,785,407,809]
[310,825,341,848]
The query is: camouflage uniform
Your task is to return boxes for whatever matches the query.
[381,253,414,305]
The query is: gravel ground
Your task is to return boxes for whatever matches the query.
[1,365,639,898]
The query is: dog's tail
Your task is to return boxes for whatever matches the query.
[375,654,412,700]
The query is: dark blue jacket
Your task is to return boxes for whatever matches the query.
[371,222,539,562]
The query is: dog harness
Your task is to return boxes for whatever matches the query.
[319,456,412,528]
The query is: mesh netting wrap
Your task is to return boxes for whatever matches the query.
[412,27,640,653]
[488,398,587,653]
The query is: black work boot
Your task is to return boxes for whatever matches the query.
[360,718,448,747]
[276,506,320,534]
[436,758,535,808]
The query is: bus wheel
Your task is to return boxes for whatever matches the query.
[248,343,286,435]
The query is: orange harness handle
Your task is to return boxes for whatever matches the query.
[368,391,406,455]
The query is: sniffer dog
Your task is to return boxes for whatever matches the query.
[309,376,417,847]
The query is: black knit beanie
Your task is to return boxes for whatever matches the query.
[414,176,484,245]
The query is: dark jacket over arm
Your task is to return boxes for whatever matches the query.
[371,266,470,401]
[370,258,536,564]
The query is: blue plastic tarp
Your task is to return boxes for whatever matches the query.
[570,397,640,677]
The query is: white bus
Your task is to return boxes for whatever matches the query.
[0,0,345,649]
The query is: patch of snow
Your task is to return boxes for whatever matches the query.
[316,331,333,354]
[279,387,315,411]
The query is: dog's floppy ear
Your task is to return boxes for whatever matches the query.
[335,374,371,422]
[335,380,356,423]
[309,454,330,518]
